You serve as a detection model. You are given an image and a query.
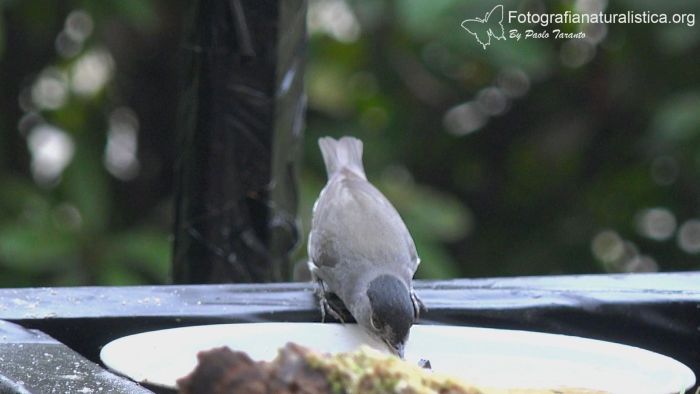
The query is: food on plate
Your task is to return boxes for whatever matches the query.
[177,343,606,394]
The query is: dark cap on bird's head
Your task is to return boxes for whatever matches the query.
[366,274,415,358]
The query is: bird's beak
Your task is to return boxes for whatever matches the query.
[391,342,405,359]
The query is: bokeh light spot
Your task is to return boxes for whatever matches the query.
[104,107,140,181]
[443,102,487,136]
[476,87,508,116]
[308,0,361,43]
[622,255,658,273]
[591,230,624,263]
[635,207,676,241]
[27,124,75,186]
[31,68,69,110]
[65,10,94,42]
[70,48,115,97]
[497,68,530,98]
[677,219,700,254]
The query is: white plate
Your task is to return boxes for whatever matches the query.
[100,323,695,393]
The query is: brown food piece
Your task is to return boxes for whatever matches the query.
[177,343,480,394]
[177,343,330,394]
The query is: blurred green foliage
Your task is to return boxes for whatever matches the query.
[1,0,699,287]
[0,0,178,286]
[300,0,700,278]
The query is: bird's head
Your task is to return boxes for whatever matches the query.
[353,274,415,358]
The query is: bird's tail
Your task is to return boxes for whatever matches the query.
[318,136,366,180]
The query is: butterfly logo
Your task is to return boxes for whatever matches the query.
[461,5,506,49]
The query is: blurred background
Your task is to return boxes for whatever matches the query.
[0,0,699,287]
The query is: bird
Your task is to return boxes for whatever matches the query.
[307,136,424,358]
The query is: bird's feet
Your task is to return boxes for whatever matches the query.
[320,296,346,323]
[315,279,345,323]
[411,288,427,320]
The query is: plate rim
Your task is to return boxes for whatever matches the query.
[100,322,696,391]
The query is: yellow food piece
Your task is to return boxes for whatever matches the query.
[304,346,482,394]
[301,346,607,394]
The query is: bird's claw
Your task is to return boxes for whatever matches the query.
[320,296,345,323]
[411,288,426,320]
[315,278,345,323]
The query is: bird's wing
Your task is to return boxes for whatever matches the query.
[309,174,418,281]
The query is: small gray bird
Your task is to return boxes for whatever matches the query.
[308,136,424,358]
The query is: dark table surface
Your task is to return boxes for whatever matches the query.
[1,272,699,393]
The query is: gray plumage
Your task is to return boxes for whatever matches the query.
[308,136,423,358]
